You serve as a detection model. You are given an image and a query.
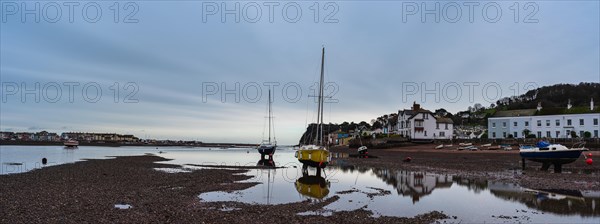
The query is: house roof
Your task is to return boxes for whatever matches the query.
[492,107,599,117]
[492,109,537,117]
[436,117,454,124]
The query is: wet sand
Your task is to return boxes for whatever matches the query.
[0,155,447,223]
[330,144,600,191]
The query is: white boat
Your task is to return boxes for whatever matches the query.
[358,146,368,154]
[519,141,587,172]
[435,144,444,149]
[481,143,492,147]
[64,140,79,147]
[459,142,472,147]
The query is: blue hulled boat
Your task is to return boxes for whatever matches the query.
[257,89,276,159]
[519,141,587,172]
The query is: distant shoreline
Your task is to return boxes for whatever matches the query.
[0,140,258,148]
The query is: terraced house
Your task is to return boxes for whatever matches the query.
[488,100,600,139]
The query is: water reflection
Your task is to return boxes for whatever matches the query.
[257,158,275,167]
[371,169,453,203]
[365,167,599,217]
[489,182,599,216]
[295,173,330,200]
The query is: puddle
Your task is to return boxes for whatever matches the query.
[153,167,193,173]
[297,210,333,216]
[219,205,241,212]
[114,204,132,209]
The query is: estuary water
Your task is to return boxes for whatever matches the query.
[1,145,599,223]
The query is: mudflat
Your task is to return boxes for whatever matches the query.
[0,155,447,223]
[330,144,600,191]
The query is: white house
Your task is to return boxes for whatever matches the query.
[488,100,600,139]
[398,102,454,140]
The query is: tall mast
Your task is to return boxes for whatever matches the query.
[319,47,325,145]
[268,89,271,143]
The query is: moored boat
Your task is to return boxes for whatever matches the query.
[257,89,277,159]
[519,141,587,172]
[64,139,79,147]
[296,48,331,173]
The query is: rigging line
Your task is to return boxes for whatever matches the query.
[271,97,276,144]
[261,93,269,144]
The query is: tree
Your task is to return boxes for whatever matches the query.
[435,108,448,117]
[522,129,531,137]
[570,131,578,138]
[584,131,592,138]
[372,121,383,129]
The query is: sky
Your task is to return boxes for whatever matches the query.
[1,1,599,144]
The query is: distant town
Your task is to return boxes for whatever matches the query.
[0,131,258,147]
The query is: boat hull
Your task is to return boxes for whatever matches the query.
[296,148,330,168]
[520,150,584,165]
[257,145,276,156]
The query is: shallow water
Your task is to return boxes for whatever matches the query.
[2,145,599,223]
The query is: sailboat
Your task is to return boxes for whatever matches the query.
[257,89,277,159]
[296,47,331,173]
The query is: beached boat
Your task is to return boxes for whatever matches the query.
[296,48,330,172]
[358,146,368,154]
[257,89,277,159]
[519,141,587,172]
[64,139,79,147]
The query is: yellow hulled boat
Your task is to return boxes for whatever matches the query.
[297,47,331,171]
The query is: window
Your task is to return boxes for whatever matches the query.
[594,118,598,126]
[525,121,529,126]
[415,121,423,127]
[436,123,439,129]
[556,131,560,138]
[445,124,448,130]
[567,119,572,126]
[439,132,445,137]
[537,120,542,127]
[580,131,584,137]
[546,120,550,127]
[513,122,517,127]
[492,122,496,128]
[580,119,584,126]
[513,132,518,138]
[595,130,598,137]
[424,131,427,136]
[556,120,560,126]
[503,122,507,128]
[503,132,506,138]
[492,132,496,138]
[537,131,541,138]
[546,131,551,138]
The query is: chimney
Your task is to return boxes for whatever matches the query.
[536,102,542,111]
[412,102,420,111]
[567,99,572,110]
[592,98,595,111]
